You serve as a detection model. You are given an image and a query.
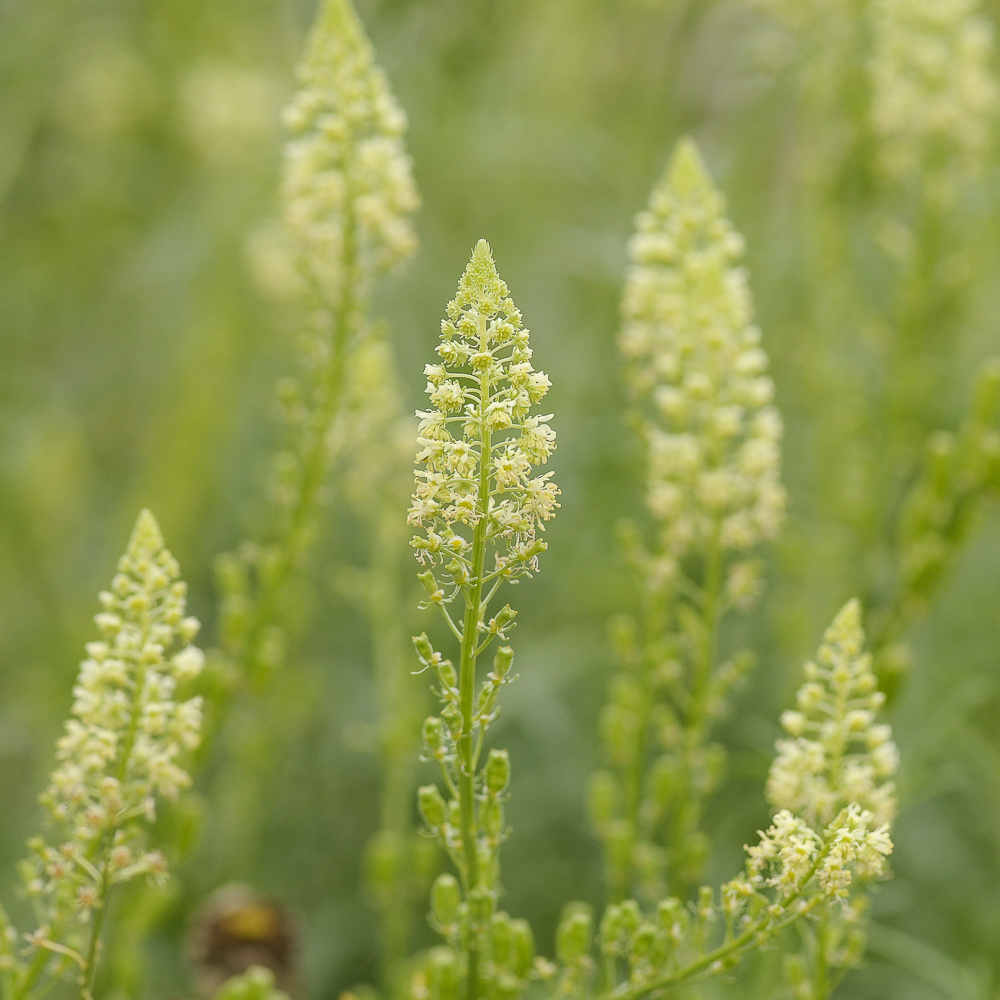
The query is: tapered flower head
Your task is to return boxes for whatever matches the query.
[25,510,203,930]
[870,0,997,196]
[620,139,785,567]
[767,599,898,829]
[409,240,558,587]
[282,0,419,298]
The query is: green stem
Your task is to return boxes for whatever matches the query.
[668,530,722,893]
[812,910,829,1000]
[450,316,495,1000]
[79,608,154,1000]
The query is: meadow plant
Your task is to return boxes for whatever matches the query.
[0,511,202,1000]
[18,1,1000,998]
[408,239,558,1000]
[592,139,784,902]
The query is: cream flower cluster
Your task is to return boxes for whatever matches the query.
[620,139,785,566]
[409,240,559,587]
[767,599,898,830]
[24,510,203,926]
[734,802,893,907]
[282,0,419,299]
[870,0,998,193]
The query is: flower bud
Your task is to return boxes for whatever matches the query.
[485,749,510,796]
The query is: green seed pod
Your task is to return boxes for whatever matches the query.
[423,716,445,754]
[490,911,512,967]
[468,886,494,930]
[556,905,593,965]
[431,873,461,926]
[629,922,657,963]
[619,899,640,937]
[485,749,511,795]
[438,659,458,691]
[413,633,434,663]
[587,770,617,826]
[441,703,463,738]
[493,645,514,679]
[418,784,447,829]
[489,605,517,634]
[428,947,459,1000]
[481,797,504,838]
[418,570,442,598]
[509,918,535,978]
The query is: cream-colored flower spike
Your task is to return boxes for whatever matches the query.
[870,0,998,195]
[767,599,898,830]
[282,0,419,298]
[24,510,203,940]
[409,240,558,590]
[620,139,785,568]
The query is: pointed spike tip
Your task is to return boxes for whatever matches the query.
[318,0,364,42]
[666,137,713,195]
[457,239,504,304]
[128,509,165,559]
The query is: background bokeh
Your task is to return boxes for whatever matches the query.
[2,1,1000,998]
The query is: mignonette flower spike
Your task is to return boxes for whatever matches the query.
[409,238,559,595]
[410,241,556,1000]
[768,598,898,830]
[282,0,419,300]
[870,0,998,199]
[18,510,203,994]
[620,138,785,579]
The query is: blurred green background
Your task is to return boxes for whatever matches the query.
[3,1,1000,998]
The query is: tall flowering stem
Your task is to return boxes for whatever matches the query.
[216,0,418,688]
[4,511,203,1000]
[584,602,894,1000]
[592,139,785,902]
[409,241,558,1000]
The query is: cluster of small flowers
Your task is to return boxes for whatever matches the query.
[767,599,898,829]
[409,240,559,588]
[735,803,891,907]
[870,0,998,196]
[620,139,785,574]
[23,510,203,931]
[282,0,419,300]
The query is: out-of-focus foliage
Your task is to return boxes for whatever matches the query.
[1,1,1000,1000]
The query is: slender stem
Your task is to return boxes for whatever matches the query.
[667,529,722,894]
[812,910,829,1000]
[605,891,822,1000]
[454,313,493,1000]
